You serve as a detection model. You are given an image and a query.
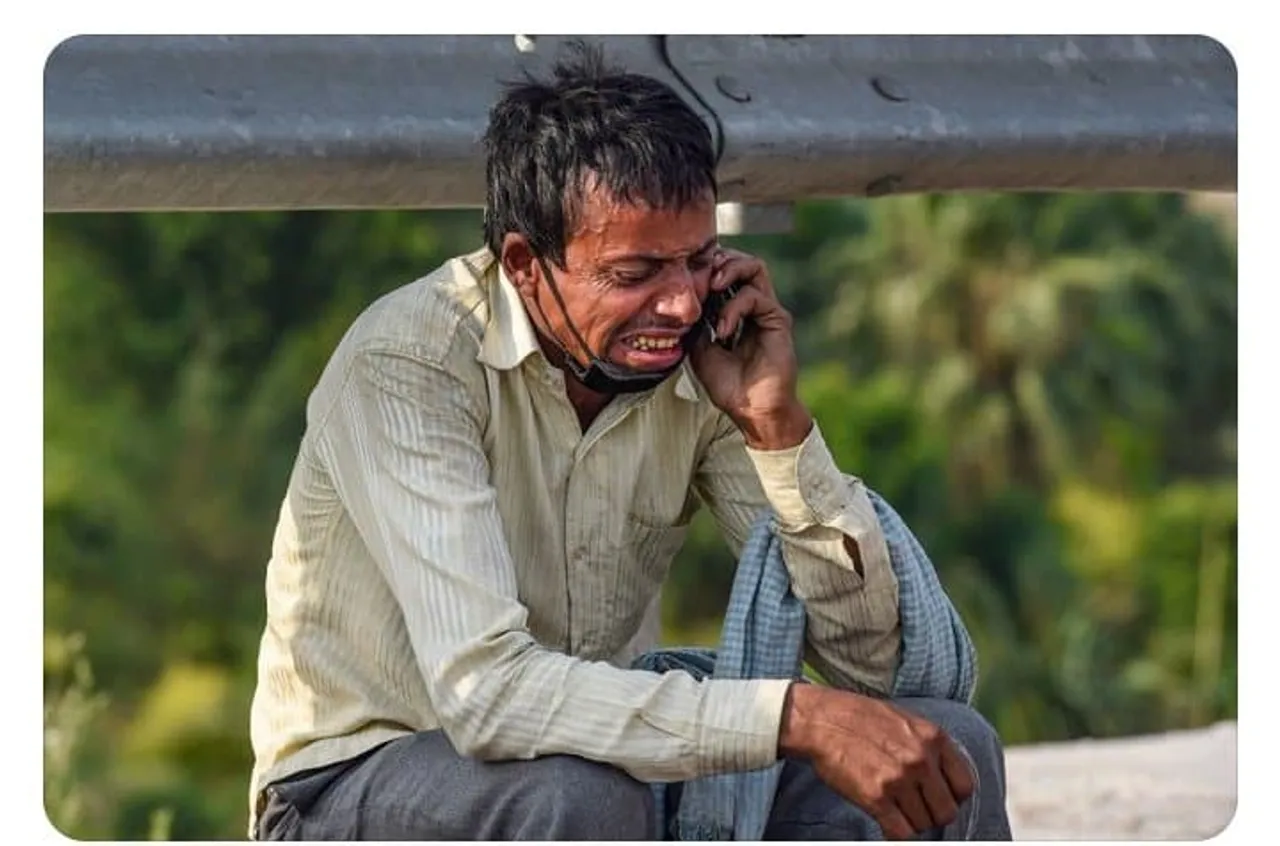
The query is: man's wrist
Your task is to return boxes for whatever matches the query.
[738,400,814,452]
[777,680,817,759]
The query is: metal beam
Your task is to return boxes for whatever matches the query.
[43,35,1236,213]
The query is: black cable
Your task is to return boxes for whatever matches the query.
[652,35,726,167]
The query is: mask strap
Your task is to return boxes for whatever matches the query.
[530,254,607,376]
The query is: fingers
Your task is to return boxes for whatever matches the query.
[711,248,776,299]
[712,284,791,340]
[918,767,962,830]
[877,768,963,840]
[863,777,961,841]
[893,783,936,836]
[911,717,970,829]
[873,711,972,839]
[879,740,961,837]
[705,248,791,345]
[938,737,977,804]
[873,804,917,841]
[713,286,760,339]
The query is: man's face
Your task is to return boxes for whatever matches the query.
[511,181,719,375]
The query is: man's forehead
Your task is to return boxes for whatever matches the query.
[570,186,717,260]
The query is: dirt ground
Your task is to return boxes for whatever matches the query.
[1003,721,1237,840]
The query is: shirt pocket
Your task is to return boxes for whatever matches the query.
[623,484,700,590]
[627,482,701,530]
[624,514,690,572]
[604,514,690,653]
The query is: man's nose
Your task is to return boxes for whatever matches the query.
[653,271,703,325]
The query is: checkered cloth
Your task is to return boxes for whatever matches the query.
[631,486,978,840]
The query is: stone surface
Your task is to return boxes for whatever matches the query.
[1003,721,1237,840]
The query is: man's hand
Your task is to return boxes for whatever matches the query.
[689,248,813,451]
[779,683,976,840]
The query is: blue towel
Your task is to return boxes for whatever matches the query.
[631,486,978,840]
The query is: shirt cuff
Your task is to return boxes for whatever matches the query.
[697,678,792,775]
[744,424,856,531]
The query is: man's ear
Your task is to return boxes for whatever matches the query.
[499,234,537,296]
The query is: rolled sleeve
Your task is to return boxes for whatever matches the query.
[696,416,902,695]
[745,424,862,530]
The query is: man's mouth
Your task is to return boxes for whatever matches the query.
[626,334,682,351]
[614,330,689,371]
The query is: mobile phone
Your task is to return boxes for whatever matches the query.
[701,281,747,350]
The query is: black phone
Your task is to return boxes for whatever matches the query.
[700,280,748,350]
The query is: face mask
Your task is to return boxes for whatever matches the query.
[530,253,687,394]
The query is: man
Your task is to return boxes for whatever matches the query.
[249,43,1012,841]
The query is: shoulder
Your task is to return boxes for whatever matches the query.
[304,249,497,429]
[341,247,495,368]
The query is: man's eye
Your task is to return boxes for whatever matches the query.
[688,256,713,272]
[614,268,656,284]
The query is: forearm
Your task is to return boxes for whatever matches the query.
[431,631,792,781]
[744,423,902,696]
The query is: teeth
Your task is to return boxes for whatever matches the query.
[631,335,679,351]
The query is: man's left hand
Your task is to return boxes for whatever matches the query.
[689,247,814,451]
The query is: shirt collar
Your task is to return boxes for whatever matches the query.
[472,249,700,403]
[475,250,542,371]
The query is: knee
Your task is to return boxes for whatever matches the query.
[518,755,656,840]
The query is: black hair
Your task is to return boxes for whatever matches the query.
[482,40,718,269]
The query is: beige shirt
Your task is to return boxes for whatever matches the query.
[247,248,901,831]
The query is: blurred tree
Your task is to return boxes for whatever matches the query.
[815,193,1236,496]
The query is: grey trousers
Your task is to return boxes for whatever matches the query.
[255,697,1013,841]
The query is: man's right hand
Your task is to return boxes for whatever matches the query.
[777,682,975,840]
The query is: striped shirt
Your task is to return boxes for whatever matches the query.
[247,247,902,832]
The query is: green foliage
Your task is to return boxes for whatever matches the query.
[44,193,1236,839]
[44,632,111,839]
